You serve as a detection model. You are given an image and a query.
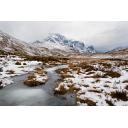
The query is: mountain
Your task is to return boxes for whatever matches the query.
[0,31,96,57]
[0,30,44,56]
[107,47,128,54]
[32,33,96,54]
[91,46,128,60]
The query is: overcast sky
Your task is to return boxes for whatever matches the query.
[0,21,128,51]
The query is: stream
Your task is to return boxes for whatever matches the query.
[0,65,76,106]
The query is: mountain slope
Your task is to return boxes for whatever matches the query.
[32,33,96,54]
[107,47,128,54]
[0,30,44,56]
[0,31,96,57]
[91,46,128,60]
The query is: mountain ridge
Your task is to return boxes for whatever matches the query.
[32,33,96,54]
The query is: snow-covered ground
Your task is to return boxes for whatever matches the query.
[0,55,42,87]
[55,61,128,106]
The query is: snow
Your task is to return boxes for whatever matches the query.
[33,33,96,54]
[35,74,48,83]
[0,55,41,88]
[55,62,128,106]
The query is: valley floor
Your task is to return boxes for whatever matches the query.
[0,55,128,106]
[55,58,128,106]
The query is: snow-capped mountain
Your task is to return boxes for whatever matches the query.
[0,31,96,57]
[33,33,96,54]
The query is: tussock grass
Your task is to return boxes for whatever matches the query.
[86,71,95,75]
[23,62,27,65]
[122,80,128,83]
[92,73,104,78]
[105,99,114,106]
[24,74,45,87]
[110,90,128,101]
[88,89,102,93]
[25,55,69,64]
[125,85,128,90]
[54,85,67,95]
[104,71,121,78]
[6,70,15,74]
[15,61,21,65]
[77,97,96,106]
[24,79,43,87]
[100,63,112,68]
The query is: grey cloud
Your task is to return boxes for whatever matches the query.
[0,21,128,51]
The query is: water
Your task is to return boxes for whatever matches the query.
[0,65,76,106]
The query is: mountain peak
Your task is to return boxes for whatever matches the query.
[33,33,96,54]
[45,33,66,43]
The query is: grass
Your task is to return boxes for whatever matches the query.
[25,55,69,64]
[15,61,21,65]
[110,90,128,101]
[92,73,104,78]
[0,50,9,55]
[105,81,111,83]
[77,97,96,106]
[86,71,95,75]
[56,68,70,74]
[100,63,112,68]
[56,68,74,79]
[88,89,102,93]
[105,99,114,106]
[68,85,81,93]
[104,71,121,78]
[125,85,128,90]
[72,62,97,72]
[27,74,36,80]
[23,62,27,65]
[6,70,15,74]
[24,79,43,87]
[104,85,110,88]
[83,85,89,87]
[95,79,100,83]
[122,80,128,83]
[24,74,41,87]
[54,84,80,95]
[54,85,67,95]
[35,67,44,75]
